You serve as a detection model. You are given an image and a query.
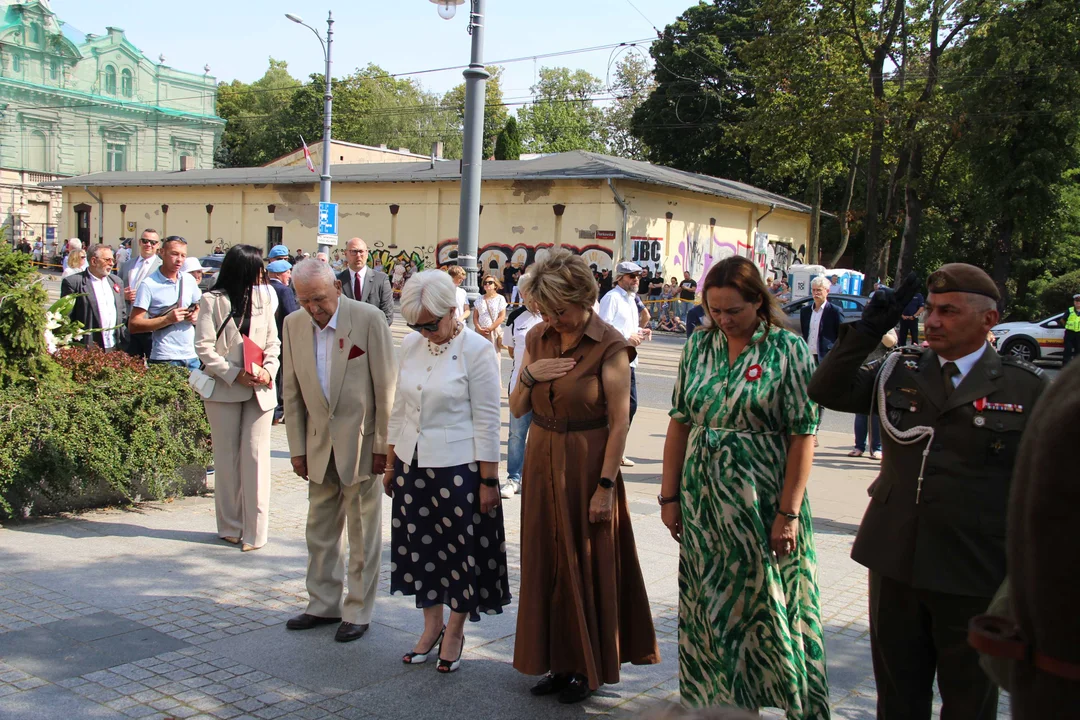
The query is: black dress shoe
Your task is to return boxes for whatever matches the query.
[530,673,571,697]
[286,613,341,630]
[557,675,592,704]
[335,621,370,643]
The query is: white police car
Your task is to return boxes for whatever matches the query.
[992,313,1066,363]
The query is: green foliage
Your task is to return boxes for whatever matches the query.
[0,243,56,386]
[516,67,608,154]
[494,116,522,160]
[1037,270,1080,318]
[605,52,654,160]
[441,67,510,160]
[0,347,212,519]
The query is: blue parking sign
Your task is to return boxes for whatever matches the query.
[317,202,339,246]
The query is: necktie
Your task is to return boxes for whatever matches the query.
[942,361,961,398]
[353,271,362,300]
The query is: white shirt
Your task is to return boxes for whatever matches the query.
[88,273,118,349]
[807,302,825,358]
[454,287,468,321]
[505,309,543,393]
[474,293,507,329]
[128,256,154,290]
[349,267,367,298]
[598,285,640,368]
[312,306,340,404]
[114,247,131,266]
[939,343,988,388]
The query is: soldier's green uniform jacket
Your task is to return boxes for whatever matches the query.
[808,325,1050,598]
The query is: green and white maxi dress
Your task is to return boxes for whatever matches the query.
[671,323,830,718]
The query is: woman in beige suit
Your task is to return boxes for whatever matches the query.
[195,245,281,551]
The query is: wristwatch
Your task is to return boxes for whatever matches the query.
[479,477,500,488]
[598,477,614,490]
[657,493,679,506]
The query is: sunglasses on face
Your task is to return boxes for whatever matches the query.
[407,317,444,333]
[483,281,495,286]
[140,239,159,245]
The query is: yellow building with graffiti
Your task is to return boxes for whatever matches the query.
[50,151,811,283]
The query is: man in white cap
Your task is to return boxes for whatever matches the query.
[181,257,213,288]
[598,260,651,467]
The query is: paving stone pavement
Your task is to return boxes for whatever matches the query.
[0,403,1010,719]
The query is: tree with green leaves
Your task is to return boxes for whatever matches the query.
[440,66,509,160]
[494,116,522,160]
[216,58,301,167]
[605,52,654,160]
[516,67,608,154]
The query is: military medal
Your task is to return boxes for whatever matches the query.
[905,360,918,370]
[974,397,988,412]
[985,402,1023,413]
[973,415,986,427]
[990,438,1006,455]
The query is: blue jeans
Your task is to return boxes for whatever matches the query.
[507,410,533,484]
[629,367,638,425]
[150,358,201,371]
[854,414,882,453]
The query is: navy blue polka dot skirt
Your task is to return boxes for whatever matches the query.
[390,459,512,622]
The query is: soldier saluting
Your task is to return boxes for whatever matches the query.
[809,264,1050,720]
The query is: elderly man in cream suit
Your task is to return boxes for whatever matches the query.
[282,260,397,643]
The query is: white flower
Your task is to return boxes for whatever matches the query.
[45,312,62,331]
[73,328,85,341]
[61,334,73,346]
[43,329,57,354]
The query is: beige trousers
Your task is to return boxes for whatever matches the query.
[305,456,383,624]
[204,397,273,548]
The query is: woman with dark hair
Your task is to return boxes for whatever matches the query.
[659,256,828,717]
[195,245,281,551]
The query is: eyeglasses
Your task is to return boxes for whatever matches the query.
[483,281,495,286]
[140,238,159,245]
[407,317,444,333]
[346,249,368,255]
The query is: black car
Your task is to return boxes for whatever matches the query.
[781,294,869,331]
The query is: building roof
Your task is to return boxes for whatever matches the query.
[263,139,432,165]
[45,150,813,214]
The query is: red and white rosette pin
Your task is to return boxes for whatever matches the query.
[745,364,763,382]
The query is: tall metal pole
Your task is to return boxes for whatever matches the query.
[318,11,334,257]
[456,0,489,303]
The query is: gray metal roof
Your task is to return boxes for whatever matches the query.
[46,150,812,215]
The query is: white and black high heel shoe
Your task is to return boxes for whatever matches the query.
[437,633,464,674]
[403,626,445,665]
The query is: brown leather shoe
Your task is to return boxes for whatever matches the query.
[285,613,341,630]
[335,621,370,643]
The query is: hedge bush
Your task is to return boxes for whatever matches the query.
[0,243,212,519]
[1038,269,1080,317]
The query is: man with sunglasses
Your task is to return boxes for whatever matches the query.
[336,237,394,325]
[119,229,162,358]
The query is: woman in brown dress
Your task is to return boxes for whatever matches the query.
[510,249,659,704]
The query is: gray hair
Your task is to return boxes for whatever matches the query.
[811,276,831,291]
[292,258,336,289]
[399,270,458,324]
[967,293,998,313]
[89,244,114,259]
[67,238,82,250]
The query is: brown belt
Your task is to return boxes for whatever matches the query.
[969,614,1080,681]
[531,415,608,433]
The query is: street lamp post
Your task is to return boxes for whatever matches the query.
[432,0,488,303]
[286,12,335,256]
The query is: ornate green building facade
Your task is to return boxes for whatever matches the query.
[0,0,222,248]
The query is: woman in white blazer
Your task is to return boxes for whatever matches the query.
[383,270,510,674]
[194,245,281,552]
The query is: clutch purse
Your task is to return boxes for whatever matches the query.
[188,368,217,399]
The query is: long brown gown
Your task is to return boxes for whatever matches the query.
[512,312,660,691]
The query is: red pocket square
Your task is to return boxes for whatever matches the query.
[348,345,366,360]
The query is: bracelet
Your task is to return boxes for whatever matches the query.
[479,477,500,488]
[778,510,799,521]
[598,477,614,490]
[521,367,537,387]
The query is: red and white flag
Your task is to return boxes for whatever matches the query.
[300,136,316,173]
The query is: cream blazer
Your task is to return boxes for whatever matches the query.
[281,298,397,486]
[194,291,281,412]
[388,328,501,469]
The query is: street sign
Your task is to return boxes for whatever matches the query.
[45,227,55,240]
[317,201,338,246]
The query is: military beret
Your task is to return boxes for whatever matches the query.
[926,263,1000,301]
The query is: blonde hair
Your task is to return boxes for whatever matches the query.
[446,265,466,281]
[517,248,597,314]
[67,249,86,269]
[481,274,502,291]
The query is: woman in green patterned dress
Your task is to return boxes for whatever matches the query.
[660,256,829,718]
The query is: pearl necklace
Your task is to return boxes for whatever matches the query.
[426,322,463,356]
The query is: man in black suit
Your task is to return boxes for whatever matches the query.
[60,244,128,351]
[799,276,842,363]
[336,237,394,325]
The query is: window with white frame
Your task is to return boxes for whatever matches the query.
[106,142,126,172]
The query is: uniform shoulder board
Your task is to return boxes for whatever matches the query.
[898,344,926,357]
[1000,355,1045,377]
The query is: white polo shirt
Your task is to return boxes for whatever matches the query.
[598,285,640,368]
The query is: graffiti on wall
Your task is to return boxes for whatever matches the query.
[366,243,431,272]
[436,240,614,273]
[628,237,663,275]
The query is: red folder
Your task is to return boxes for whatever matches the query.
[243,336,270,388]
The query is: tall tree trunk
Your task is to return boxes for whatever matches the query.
[991,218,1014,311]
[862,117,885,291]
[896,140,924,281]
[809,175,822,264]
[827,145,860,267]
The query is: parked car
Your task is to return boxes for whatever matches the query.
[196,254,224,292]
[781,294,870,331]
[992,313,1065,363]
